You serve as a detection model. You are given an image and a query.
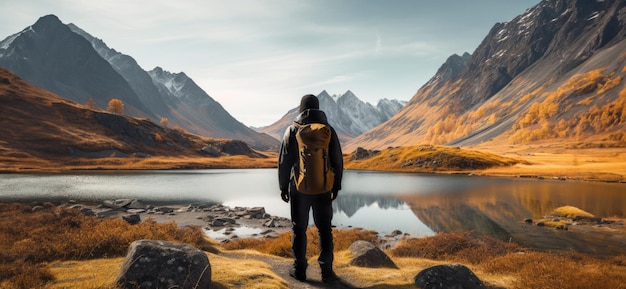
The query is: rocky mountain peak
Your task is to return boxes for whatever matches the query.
[32,14,63,30]
[346,0,626,151]
[260,90,405,142]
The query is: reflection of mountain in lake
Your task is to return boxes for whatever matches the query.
[333,194,405,217]
[411,203,513,240]
[398,181,626,257]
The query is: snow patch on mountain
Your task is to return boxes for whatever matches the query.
[260,90,405,142]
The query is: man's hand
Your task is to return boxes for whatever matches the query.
[281,190,289,203]
[330,189,339,201]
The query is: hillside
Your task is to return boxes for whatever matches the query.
[0,68,272,171]
[345,0,626,152]
[0,15,279,150]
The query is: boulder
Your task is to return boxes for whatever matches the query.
[122,214,141,225]
[414,264,486,289]
[103,199,134,209]
[348,240,398,269]
[116,240,211,289]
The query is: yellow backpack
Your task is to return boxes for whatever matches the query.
[294,123,335,194]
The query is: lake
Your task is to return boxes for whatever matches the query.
[1,169,625,256]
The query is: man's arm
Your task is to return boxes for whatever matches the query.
[278,126,297,192]
[329,128,343,192]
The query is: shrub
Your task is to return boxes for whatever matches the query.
[389,231,521,264]
[223,228,379,258]
[0,202,217,288]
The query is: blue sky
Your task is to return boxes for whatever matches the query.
[1,0,540,127]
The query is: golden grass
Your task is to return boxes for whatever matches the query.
[551,205,595,219]
[222,227,380,258]
[46,258,122,289]
[0,203,217,289]
[2,203,626,289]
[203,252,288,289]
[474,144,626,181]
[345,145,520,173]
[0,154,277,172]
[44,252,290,289]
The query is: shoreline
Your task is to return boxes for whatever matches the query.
[20,199,413,248]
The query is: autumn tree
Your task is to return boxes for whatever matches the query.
[84,98,97,109]
[107,98,124,115]
[160,117,169,127]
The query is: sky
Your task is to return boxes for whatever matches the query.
[1,0,540,128]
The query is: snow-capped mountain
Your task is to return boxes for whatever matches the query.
[0,15,279,150]
[260,90,406,142]
[346,0,626,151]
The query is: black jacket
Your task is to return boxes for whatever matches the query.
[278,109,343,193]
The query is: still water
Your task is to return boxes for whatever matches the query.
[1,169,624,255]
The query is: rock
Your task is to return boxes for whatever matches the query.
[216,217,236,225]
[116,240,211,289]
[127,209,146,214]
[177,205,192,213]
[348,240,397,269]
[80,208,96,216]
[201,145,221,156]
[103,199,134,209]
[524,218,533,224]
[127,200,148,209]
[351,147,381,160]
[414,264,486,289]
[247,207,266,219]
[122,214,141,225]
[96,209,125,218]
[390,230,403,236]
[264,219,276,227]
[155,206,174,214]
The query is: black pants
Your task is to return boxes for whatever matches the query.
[289,187,334,270]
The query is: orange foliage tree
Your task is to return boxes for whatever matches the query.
[160,117,169,127]
[107,98,124,115]
[84,98,97,109]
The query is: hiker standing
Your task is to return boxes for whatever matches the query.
[278,94,343,283]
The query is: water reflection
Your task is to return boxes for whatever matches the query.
[1,169,625,256]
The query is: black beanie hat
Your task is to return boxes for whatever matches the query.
[299,94,319,112]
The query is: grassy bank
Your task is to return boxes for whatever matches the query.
[1,202,626,289]
[345,145,626,182]
[3,144,625,183]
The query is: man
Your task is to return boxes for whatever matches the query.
[278,94,343,283]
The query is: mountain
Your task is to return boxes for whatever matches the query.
[260,90,405,142]
[0,67,263,169]
[0,15,279,150]
[346,0,626,152]
[0,15,152,117]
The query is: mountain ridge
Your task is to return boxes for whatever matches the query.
[0,14,279,150]
[345,0,626,152]
[260,90,405,142]
[0,67,267,171]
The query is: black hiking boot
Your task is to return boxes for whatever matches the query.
[289,266,306,281]
[321,268,339,284]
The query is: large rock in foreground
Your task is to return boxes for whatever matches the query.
[116,240,211,289]
[348,240,398,269]
[414,264,485,289]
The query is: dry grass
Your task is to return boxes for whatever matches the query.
[2,203,626,289]
[0,154,277,172]
[222,227,380,258]
[46,258,122,289]
[45,252,290,289]
[475,144,626,181]
[346,145,520,173]
[0,202,217,289]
